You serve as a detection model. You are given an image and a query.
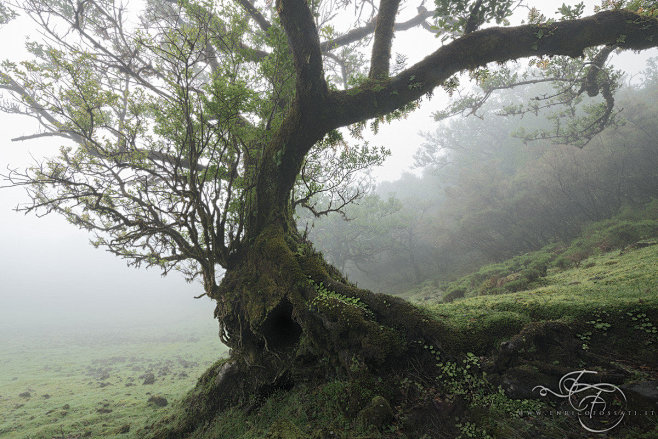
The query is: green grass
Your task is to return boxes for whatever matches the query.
[0,322,227,439]
[179,380,379,439]
[425,243,658,354]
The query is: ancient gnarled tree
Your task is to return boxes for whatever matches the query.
[2,0,658,433]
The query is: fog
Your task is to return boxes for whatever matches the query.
[0,0,655,342]
[0,115,215,339]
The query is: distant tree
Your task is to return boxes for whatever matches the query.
[303,194,402,275]
[2,0,658,430]
[413,76,658,275]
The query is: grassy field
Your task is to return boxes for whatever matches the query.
[0,319,227,439]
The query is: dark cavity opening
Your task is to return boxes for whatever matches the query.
[262,299,302,351]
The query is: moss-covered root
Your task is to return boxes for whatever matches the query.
[212,225,455,379]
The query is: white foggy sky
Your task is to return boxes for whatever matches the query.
[0,1,655,332]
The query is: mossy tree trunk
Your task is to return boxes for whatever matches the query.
[191,218,453,426]
[207,113,449,407]
[202,1,430,390]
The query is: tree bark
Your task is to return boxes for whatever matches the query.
[215,218,448,376]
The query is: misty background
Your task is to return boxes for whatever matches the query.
[0,0,656,342]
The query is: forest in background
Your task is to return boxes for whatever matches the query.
[301,60,658,295]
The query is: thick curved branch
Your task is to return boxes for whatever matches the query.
[276,0,327,105]
[320,6,434,52]
[326,10,658,130]
[369,0,401,78]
